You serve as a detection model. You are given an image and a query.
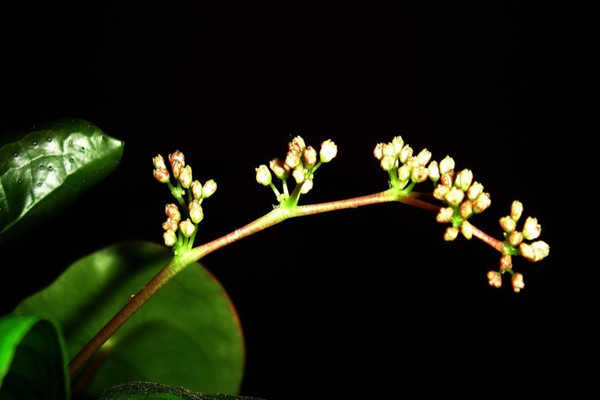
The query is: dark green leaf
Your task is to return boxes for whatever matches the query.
[15,241,244,397]
[99,381,265,400]
[0,118,124,242]
[0,314,69,400]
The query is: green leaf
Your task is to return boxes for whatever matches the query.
[0,118,124,242]
[14,241,244,397]
[99,381,264,400]
[0,314,69,400]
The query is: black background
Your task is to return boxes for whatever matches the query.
[0,2,584,398]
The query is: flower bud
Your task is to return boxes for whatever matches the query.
[202,180,217,198]
[531,241,550,261]
[508,231,523,246]
[189,200,204,224]
[179,165,192,188]
[467,181,484,201]
[439,156,455,174]
[500,254,512,272]
[487,270,502,288]
[522,217,541,240]
[397,164,411,181]
[303,146,318,167]
[191,180,203,199]
[399,145,413,164]
[171,160,184,179]
[499,216,516,233]
[461,220,473,240]
[153,154,167,169]
[165,204,181,221]
[444,226,459,241]
[289,136,306,154]
[179,218,196,237]
[300,179,313,194]
[382,142,396,157]
[433,185,449,201]
[454,169,473,192]
[168,150,185,167]
[444,186,465,207]
[162,218,178,232]
[436,207,454,223]
[320,139,338,163]
[373,143,384,160]
[285,150,301,169]
[392,136,404,154]
[163,229,177,247]
[270,158,289,180]
[459,200,473,219]
[440,172,454,188]
[292,165,305,184]
[411,165,429,183]
[473,192,491,213]
[255,165,272,186]
[511,200,523,221]
[512,273,525,293]
[153,167,170,183]
[519,243,534,261]
[416,148,432,166]
[428,161,440,182]
[380,155,397,171]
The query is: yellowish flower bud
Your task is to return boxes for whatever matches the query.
[512,273,525,293]
[444,186,465,207]
[397,164,411,181]
[519,242,534,261]
[511,200,523,221]
[320,139,338,163]
[179,165,192,188]
[459,200,473,219]
[522,217,541,240]
[179,218,196,237]
[191,180,203,199]
[168,150,185,167]
[436,207,454,223]
[461,220,473,239]
[269,158,289,180]
[467,181,484,201]
[499,216,517,233]
[382,142,396,157]
[531,241,550,261]
[255,165,272,186]
[300,179,313,194]
[162,218,178,232]
[399,145,413,164]
[289,136,306,154]
[444,226,459,241]
[163,230,177,247]
[454,169,473,192]
[189,200,204,224]
[500,254,512,272]
[473,192,491,213]
[303,146,318,167]
[373,143,384,160]
[487,270,502,288]
[439,156,455,175]
[171,160,184,179]
[411,165,429,183]
[440,172,454,188]
[508,231,523,246]
[416,149,432,166]
[428,161,440,182]
[285,150,301,169]
[391,136,404,154]
[153,154,167,169]
[165,204,181,221]
[380,155,397,171]
[153,167,170,183]
[433,185,449,201]
[202,180,217,198]
[292,165,305,184]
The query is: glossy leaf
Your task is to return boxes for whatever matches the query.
[99,381,264,400]
[0,118,124,242]
[0,314,69,399]
[15,241,244,397]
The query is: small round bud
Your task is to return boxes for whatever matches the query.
[191,180,203,199]
[436,207,454,223]
[153,168,170,183]
[461,220,473,240]
[459,200,473,219]
[440,172,454,188]
[162,218,178,232]
[500,254,512,272]
[467,181,484,201]
[415,148,432,166]
[255,165,272,186]
[289,136,306,154]
[428,161,440,182]
[511,200,524,221]
[380,155,397,171]
[411,165,429,183]
[320,139,338,163]
[454,169,473,192]
[303,146,318,167]
[163,230,177,247]
[189,200,204,224]
[508,231,523,246]
[531,241,550,261]
[473,192,491,213]
[179,165,192,188]
[487,270,502,288]
[179,218,196,237]
[392,136,404,154]
[399,145,413,164]
[292,165,305,184]
[285,150,301,169]
[168,150,185,167]
[202,180,217,198]
[382,143,396,157]
[444,226,459,241]
[444,186,465,207]
[165,204,181,221]
[397,164,411,181]
[373,143,384,160]
[519,243,534,261]
[153,154,167,169]
[433,185,450,201]
[300,179,313,194]
[522,217,541,240]
[512,273,525,293]
[171,160,184,179]
[439,156,455,175]
[499,216,517,233]
[269,158,289,180]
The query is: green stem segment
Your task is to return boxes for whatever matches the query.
[68,188,503,378]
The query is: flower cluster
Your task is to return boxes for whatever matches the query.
[487,200,550,292]
[153,150,216,252]
[373,136,434,189]
[255,136,337,206]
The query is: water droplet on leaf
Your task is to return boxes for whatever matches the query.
[33,141,38,146]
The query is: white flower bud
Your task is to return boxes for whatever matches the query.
[300,179,313,194]
[179,218,196,237]
[512,273,525,293]
[511,200,524,221]
[487,270,502,288]
[454,169,473,192]
[522,217,541,240]
[189,200,204,224]
[303,146,318,167]
[269,158,289,180]
[428,161,440,182]
[179,165,192,188]
[163,230,177,247]
[391,136,404,154]
[292,165,305,184]
[439,156,455,174]
[202,180,217,198]
[373,143,384,160]
[416,148,432,166]
[399,145,413,164]
[191,180,203,199]
[320,139,338,163]
[255,165,272,186]
[153,154,167,169]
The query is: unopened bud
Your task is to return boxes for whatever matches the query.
[428,161,440,182]
[500,254,512,272]
[512,273,525,293]
[459,200,473,219]
[467,181,484,201]
[519,243,534,261]
[168,150,185,167]
[439,156,455,175]
[397,164,411,181]
[531,241,550,261]
[179,218,196,237]
[320,139,338,163]
[416,148,432,166]
[373,143,384,160]
[153,168,170,183]
[411,165,429,183]
[444,226,459,241]
[303,146,318,167]
[499,216,517,233]
[202,180,217,198]
[461,220,473,239]
[436,207,454,223]
[300,179,313,194]
[285,151,301,169]
[163,230,177,247]
[433,185,449,201]
[162,218,178,232]
[511,200,524,221]
[444,186,465,207]
[189,200,204,224]
[473,192,491,213]
[292,165,305,184]
[440,172,454,188]
[179,165,192,188]
[270,158,289,180]
[380,155,397,171]
[255,165,272,186]
[392,136,404,154]
[191,180,203,199]
[165,204,181,221]
[289,136,306,154]
[153,154,167,169]
[454,169,473,192]
[382,143,396,157]
[171,160,184,179]
[522,217,541,240]
[487,270,502,288]
[399,145,413,164]
[508,231,523,246]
